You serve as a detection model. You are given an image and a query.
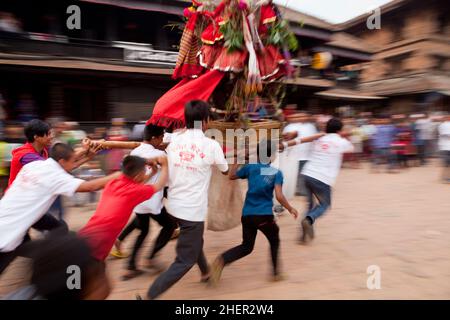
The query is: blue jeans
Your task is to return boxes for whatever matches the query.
[49,196,65,221]
[442,151,450,182]
[296,160,308,196]
[303,175,331,223]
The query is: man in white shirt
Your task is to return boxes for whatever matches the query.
[113,124,177,280]
[147,100,229,299]
[415,114,434,165]
[0,143,120,275]
[438,115,450,183]
[282,112,317,196]
[300,118,354,244]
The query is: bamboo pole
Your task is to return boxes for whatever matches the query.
[94,141,141,150]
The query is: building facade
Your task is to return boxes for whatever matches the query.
[341,0,450,114]
[0,0,383,127]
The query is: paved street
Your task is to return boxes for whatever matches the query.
[1,162,449,299]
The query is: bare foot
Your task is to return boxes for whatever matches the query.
[200,272,210,283]
[209,256,225,287]
[271,273,287,282]
[114,239,122,252]
[171,228,180,240]
[121,269,144,281]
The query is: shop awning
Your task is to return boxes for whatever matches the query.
[0,57,173,75]
[80,0,184,16]
[285,77,334,89]
[315,88,386,100]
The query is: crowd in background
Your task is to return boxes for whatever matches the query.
[0,110,449,200]
[0,117,132,201]
[282,111,450,175]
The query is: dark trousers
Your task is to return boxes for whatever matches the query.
[0,242,30,275]
[0,213,67,275]
[304,175,332,223]
[222,215,280,276]
[118,207,177,270]
[417,143,426,165]
[372,147,395,169]
[32,213,68,234]
[147,217,208,299]
[442,151,450,182]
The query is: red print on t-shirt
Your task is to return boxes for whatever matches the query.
[179,151,195,162]
[321,143,330,151]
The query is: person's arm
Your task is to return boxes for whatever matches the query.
[147,156,168,192]
[342,139,355,153]
[229,163,241,180]
[282,131,298,141]
[147,163,159,180]
[274,184,298,219]
[156,143,169,151]
[230,163,248,181]
[280,133,325,151]
[213,141,229,175]
[72,139,104,169]
[76,171,121,193]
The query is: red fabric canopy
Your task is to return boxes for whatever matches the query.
[147,70,225,129]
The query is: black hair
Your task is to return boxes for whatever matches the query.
[184,100,210,129]
[24,119,51,143]
[122,155,147,177]
[143,124,165,141]
[257,139,275,164]
[326,118,343,134]
[50,143,74,161]
[30,232,100,300]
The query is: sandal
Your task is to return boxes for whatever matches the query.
[110,248,129,259]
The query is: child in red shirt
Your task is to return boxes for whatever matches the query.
[79,155,168,262]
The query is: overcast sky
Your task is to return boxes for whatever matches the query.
[274,0,394,24]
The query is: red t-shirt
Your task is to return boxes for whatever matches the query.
[78,174,155,261]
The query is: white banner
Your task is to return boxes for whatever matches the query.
[124,49,178,65]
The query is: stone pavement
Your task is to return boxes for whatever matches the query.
[1,162,449,299]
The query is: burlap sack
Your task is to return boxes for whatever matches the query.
[207,166,246,231]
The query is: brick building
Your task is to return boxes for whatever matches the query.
[340,0,450,114]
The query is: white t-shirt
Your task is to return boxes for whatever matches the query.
[166,129,228,222]
[416,118,434,140]
[0,159,84,252]
[302,134,354,186]
[131,143,166,214]
[163,132,173,144]
[438,121,450,151]
[283,122,317,161]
